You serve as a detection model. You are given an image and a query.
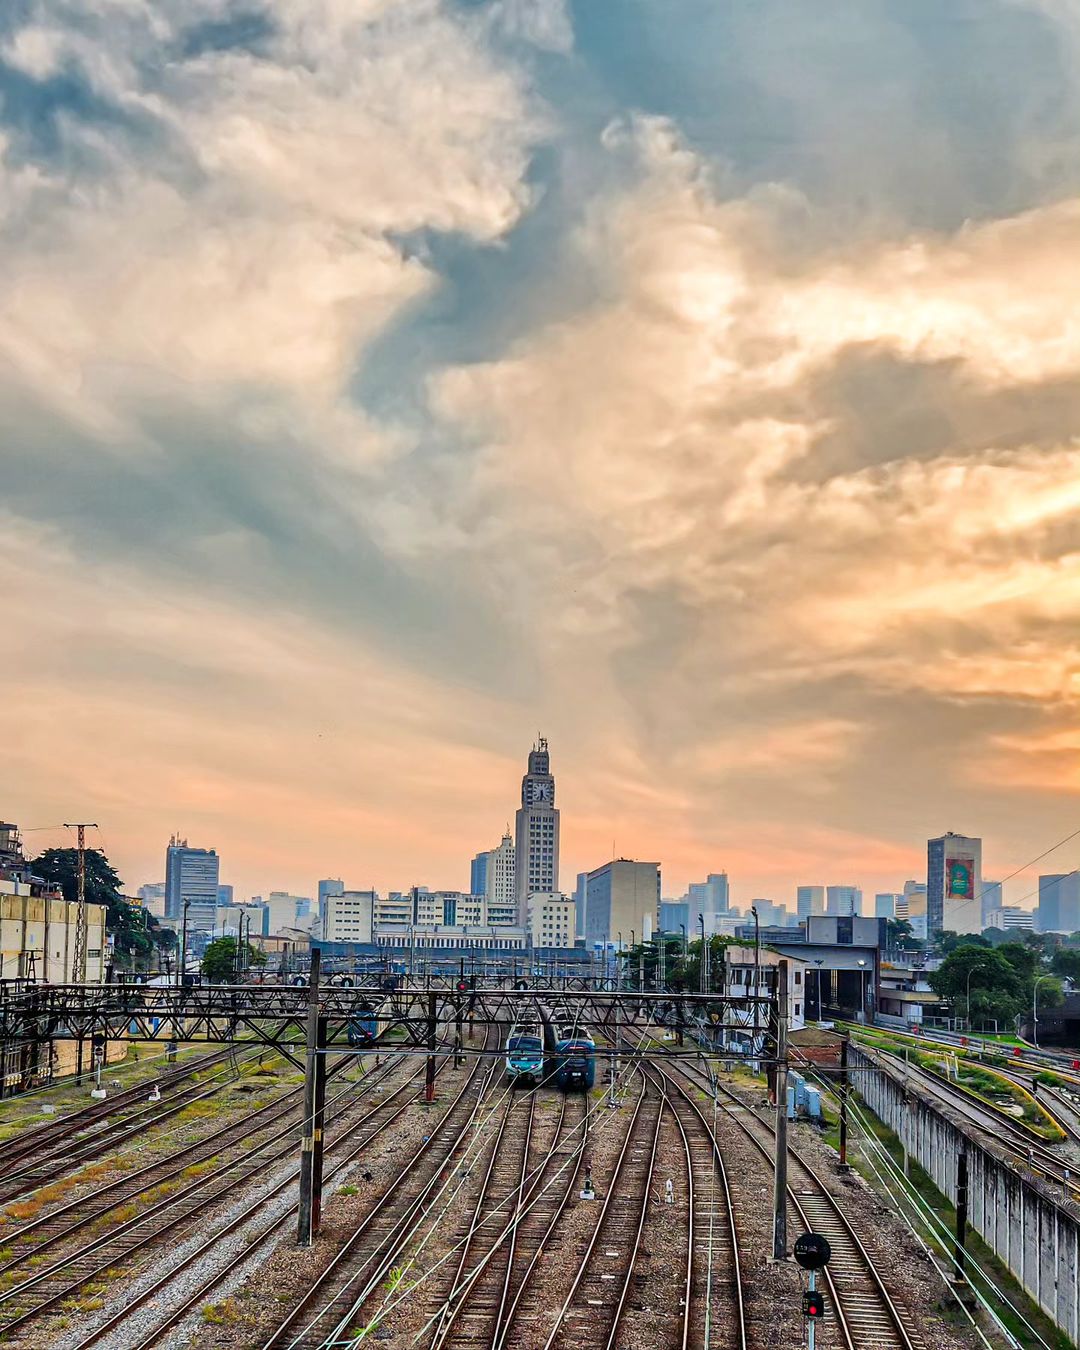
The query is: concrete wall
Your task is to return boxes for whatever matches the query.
[0,895,107,982]
[851,1044,1080,1341]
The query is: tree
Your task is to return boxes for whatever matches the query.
[32,846,173,971]
[936,930,990,957]
[885,918,919,951]
[1051,948,1080,982]
[201,937,267,983]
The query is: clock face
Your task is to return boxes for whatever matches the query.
[534,782,550,802]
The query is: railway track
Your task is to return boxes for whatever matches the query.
[0,1050,415,1340]
[0,1045,243,1182]
[0,1048,278,1201]
[540,1071,659,1350]
[642,1061,747,1350]
[64,1046,465,1350]
[674,1056,922,1350]
[259,1027,500,1350]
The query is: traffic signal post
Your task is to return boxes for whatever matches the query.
[794,1231,830,1349]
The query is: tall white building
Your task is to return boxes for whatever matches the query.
[826,885,862,917]
[514,738,560,923]
[797,886,825,920]
[485,830,516,926]
[875,893,902,919]
[584,859,660,949]
[164,837,220,934]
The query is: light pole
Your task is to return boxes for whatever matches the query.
[699,912,707,993]
[965,963,985,1033]
[814,958,824,1021]
[1033,973,1055,1047]
[857,958,867,1022]
[179,900,191,987]
[751,906,761,1053]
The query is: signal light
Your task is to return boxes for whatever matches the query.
[802,1290,825,1319]
[457,980,467,992]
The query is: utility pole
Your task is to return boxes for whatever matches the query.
[63,823,97,983]
[838,1033,850,1170]
[772,959,790,1261]
[955,1149,969,1282]
[297,949,327,1246]
[425,989,438,1103]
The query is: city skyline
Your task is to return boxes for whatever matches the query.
[6,3,1080,911]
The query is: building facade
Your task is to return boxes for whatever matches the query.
[318,879,344,921]
[513,738,560,923]
[986,906,1034,931]
[659,899,690,933]
[688,873,730,934]
[797,886,825,920]
[927,833,983,936]
[874,893,902,919]
[485,831,516,926]
[1037,874,1080,934]
[526,893,576,948]
[584,859,661,950]
[826,886,862,917]
[164,837,220,933]
[981,880,1003,928]
[470,851,490,899]
[322,890,375,944]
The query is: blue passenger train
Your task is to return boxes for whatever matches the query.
[554,1034,596,1091]
[347,1004,381,1047]
[505,1027,545,1085]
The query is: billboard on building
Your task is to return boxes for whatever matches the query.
[946,857,975,901]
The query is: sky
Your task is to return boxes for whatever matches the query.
[4,0,1080,909]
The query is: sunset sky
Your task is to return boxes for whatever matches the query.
[5,0,1080,908]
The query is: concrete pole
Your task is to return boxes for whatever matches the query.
[772,959,789,1261]
[297,948,326,1246]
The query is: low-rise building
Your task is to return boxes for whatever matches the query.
[526,893,575,948]
[721,945,808,1044]
[323,890,375,944]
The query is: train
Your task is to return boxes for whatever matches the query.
[539,1002,596,1092]
[346,1004,382,1047]
[505,1026,545,1085]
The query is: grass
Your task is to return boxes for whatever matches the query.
[337,1185,358,1197]
[852,1031,1064,1140]
[201,1298,243,1325]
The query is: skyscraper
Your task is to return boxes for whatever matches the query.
[981,880,1003,927]
[874,893,901,919]
[927,833,982,937]
[513,738,560,922]
[797,886,825,919]
[1037,874,1080,934]
[470,850,491,898]
[164,836,220,933]
[584,859,661,949]
[687,872,730,934]
[826,885,862,917]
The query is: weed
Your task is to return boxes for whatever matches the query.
[202,1298,242,1325]
[338,1185,358,1197]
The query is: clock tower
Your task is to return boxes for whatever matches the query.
[514,737,560,923]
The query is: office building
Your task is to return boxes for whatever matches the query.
[514,738,560,921]
[874,893,901,919]
[927,833,982,936]
[527,893,576,949]
[485,831,516,927]
[574,872,588,938]
[659,900,690,934]
[986,907,1034,931]
[470,850,490,899]
[826,886,862,917]
[217,884,233,906]
[137,882,167,918]
[981,880,1003,928]
[584,859,660,950]
[1036,874,1080,934]
[897,880,927,924]
[164,837,220,934]
[322,890,375,944]
[797,886,825,920]
[318,879,344,919]
[687,873,730,934]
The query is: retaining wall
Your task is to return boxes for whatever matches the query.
[851,1043,1080,1342]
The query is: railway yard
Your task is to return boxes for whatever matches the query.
[0,988,1075,1350]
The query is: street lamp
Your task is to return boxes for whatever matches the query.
[857,958,867,1022]
[699,912,707,994]
[814,958,824,1021]
[965,963,986,1033]
[1033,973,1055,1047]
[680,923,688,961]
[179,900,192,987]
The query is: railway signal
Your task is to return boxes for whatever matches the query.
[794,1231,831,1349]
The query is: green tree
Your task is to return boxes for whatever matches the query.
[1051,948,1080,982]
[32,846,172,971]
[936,930,991,957]
[201,937,267,983]
[885,918,919,951]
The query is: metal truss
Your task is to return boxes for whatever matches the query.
[0,982,777,1060]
